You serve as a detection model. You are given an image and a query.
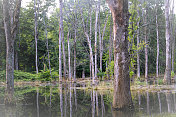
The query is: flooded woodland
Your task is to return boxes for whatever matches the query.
[1,0,176,116]
[1,82,176,117]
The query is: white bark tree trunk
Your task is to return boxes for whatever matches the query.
[94,4,98,79]
[164,0,171,85]
[156,4,159,78]
[59,0,63,82]
[34,0,39,74]
[67,32,71,80]
[137,10,140,78]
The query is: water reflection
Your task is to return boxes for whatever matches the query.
[1,85,176,117]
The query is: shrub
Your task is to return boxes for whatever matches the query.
[0,70,37,81]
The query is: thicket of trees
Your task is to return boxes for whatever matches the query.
[0,0,176,83]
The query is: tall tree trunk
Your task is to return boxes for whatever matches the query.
[171,0,175,72]
[108,15,113,79]
[62,32,66,79]
[144,9,148,79]
[90,7,92,79]
[34,0,39,74]
[68,32,71,80]
[137,10,140,78]
[74,27,77,82]
[99,15,102,72]
[3,0,21,91]
[106,0,133,109]
[94,4,98,79]
[59,0,63,82]
[43,13,51,75]
[164,0,171,85]
[156,3,159,78]
[85,33,95,84]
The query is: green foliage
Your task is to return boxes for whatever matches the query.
[97,70,105,78]
[0,71,37,81]
[14,71,37,81]
[105,61,114,79]
[38,70,59,81]
[171,71,175,78]
[38,70,51,81]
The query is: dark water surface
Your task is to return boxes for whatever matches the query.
[1,84,176,117]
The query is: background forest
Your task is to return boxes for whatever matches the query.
[0,0,175,81]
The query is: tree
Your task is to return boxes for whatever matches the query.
[34,0,39,74]
[164,0,171,84]
[59,0,63,82]
[3,0,21,90]
[106,0,133,109]
[156,0,159,78]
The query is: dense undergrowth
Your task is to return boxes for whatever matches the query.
[0,70,59,81]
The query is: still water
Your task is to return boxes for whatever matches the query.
[0,84,176,117]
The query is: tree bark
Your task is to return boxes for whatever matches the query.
[94,4,99,79]
[156,3,159,78]
[3,0,21,90]
[89,7,92,79]
[164,0,171,85]
[144,9,148,79]
[62,32,66,79]
[137,9,140,78]
[67,32,71,80]
[59,0,63,82]
[74,26,77,82]
[85,33,95,84]
[43,13,51,75]
[106,0,133,109]
[34,0,39,74]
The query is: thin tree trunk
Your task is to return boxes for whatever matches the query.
[156,3,159,78]
[108,15,113,79]
[62,33,66,79]
[106,0,133,109]
[99,15,102,71]
[94,4,98,79]
[137,10,140,78]
[43,13,51,75]
[144,9,148,79]
[59,0,63,82]
[90,8,92,79]
[68,32,71,80]
[164,0,171,85]
[171,1,175,72]
[60,84,63,117]
[85,33,95,84]
[74,27,77,82]
[34,0,39,74]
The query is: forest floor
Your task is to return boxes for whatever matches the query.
[1,77,176,92]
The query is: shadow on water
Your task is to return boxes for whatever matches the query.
[1,83,176,116]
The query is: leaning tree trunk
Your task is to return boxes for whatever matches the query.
[34,0,39,74]
[164,0,171,85]
[106,0,133,109]
[59,0,63,82]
